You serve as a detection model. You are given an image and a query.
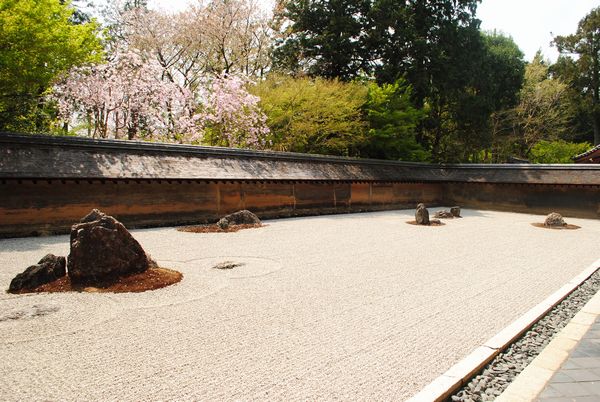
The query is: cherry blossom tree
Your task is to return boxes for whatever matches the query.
[120,8,206,90]
[200,75,270,148]
[52,50,202,141]
[52,52,270,147]
[119,0,272,88]
[52,0,273,148]
[196,0,272,77]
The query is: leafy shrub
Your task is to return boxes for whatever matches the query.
[252,75,426,160]
[251,74,367,156]
[529,140,592,164]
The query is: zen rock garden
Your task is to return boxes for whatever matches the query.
[7,206,580,294]
[8,209,181,294]
[410,204,582,233]
[411,203,461,226]
[7,208,264,293]
[2,206,599,401]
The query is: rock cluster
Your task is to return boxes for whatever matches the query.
[217,210,261,230]
[415,203,430,225]
[8,254,66,293]
[8,209,154,292]
[544,212,566,227]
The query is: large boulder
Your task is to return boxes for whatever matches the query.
[217,210,261,230]
[544,212,566,227]
[8,254,66,293]
[415,203,430,225]
[68,209,149,285]
[450,206,461,217]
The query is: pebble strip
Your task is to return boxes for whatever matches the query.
[451,269,600,402]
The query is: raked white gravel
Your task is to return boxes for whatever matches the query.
[1,209,599,401]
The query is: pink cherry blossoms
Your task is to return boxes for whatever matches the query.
[200,75,270,148]
[52,51,270,148]
[53,50,200,141]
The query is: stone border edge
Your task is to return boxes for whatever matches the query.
[406,257,600,402]
[495,289,600,401]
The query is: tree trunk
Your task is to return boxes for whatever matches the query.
[128,111,139,140]
[592,31,599,144]
[593,110,600,145]
[115,111,120,140]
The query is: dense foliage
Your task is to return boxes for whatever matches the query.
[1,0,598,163]
[553,7,600,145]
[251,75,367,155]
[361,80,427,161]
[529,140,592,164]
[251,75,427,160]
[0,0,102,132]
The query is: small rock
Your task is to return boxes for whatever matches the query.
[8,254,66,292]
[147,254,159,269]
[544,212,566,227]
[415,203,430,225]
[434,210,454,219]
[451,206,461,217]
[217,210,261,229]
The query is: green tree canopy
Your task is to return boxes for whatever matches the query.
[426,31,525,162]
[517,53,576,150]
[489,52,578,162]
[273,1,532,162]
[272,0,372,80]
[553,7,600,144]
[274,0,482,100]
[0,0,103,132]
[360,79,427,161]
[251,74,367,155]
[371,0,481,108]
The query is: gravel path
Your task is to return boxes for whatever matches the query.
[1,209,599,400]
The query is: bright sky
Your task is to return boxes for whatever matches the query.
[148,0,600,63]
[477,0,599,62]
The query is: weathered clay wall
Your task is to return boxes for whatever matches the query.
[1,133,599,238]
[0,179,444,236]
[442,182,600,219]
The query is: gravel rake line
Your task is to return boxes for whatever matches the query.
[450,269,600,402]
